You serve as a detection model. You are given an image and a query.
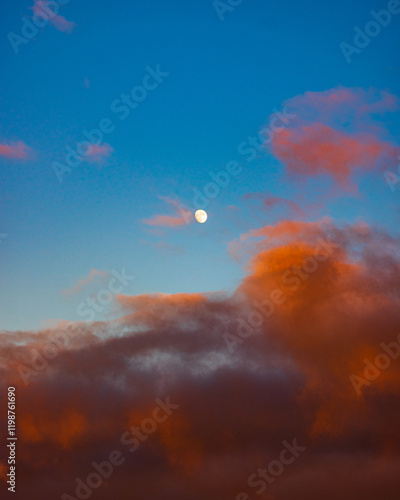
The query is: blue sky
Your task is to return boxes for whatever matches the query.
[1,0,400,330]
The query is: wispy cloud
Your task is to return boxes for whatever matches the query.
[143,196,193,228]
[282,87,400,129]
[0,141,31,160]
[85,144,114,165]
[62,269,107,297]
[143,214,187,227]
[32,0,75,33]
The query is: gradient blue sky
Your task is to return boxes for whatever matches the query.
[1,0,400,330]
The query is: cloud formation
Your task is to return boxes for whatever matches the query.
[1,219,400,499]
[272,124,397,190]
[143,197,192,227]
[62,269,107,297]
[33,1,75,33]
[282,87,399,130]
[268,87,400,190]
[85,144,114,165]
[0,141,31,160]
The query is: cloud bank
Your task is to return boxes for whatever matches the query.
[1,219,400,499]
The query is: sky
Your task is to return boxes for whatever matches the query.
[1,0,400,499]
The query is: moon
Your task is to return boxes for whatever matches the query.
[195,209,207,223]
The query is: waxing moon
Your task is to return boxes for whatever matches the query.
[195,209,207,223]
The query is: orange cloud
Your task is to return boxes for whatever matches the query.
[1,219,400,498]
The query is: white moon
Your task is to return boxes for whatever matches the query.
[195,210,207,223]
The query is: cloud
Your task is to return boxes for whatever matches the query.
[1,219,400,499]
[271,124,398,190]
[48,13,75,33]
[62,269,107,297]
[143,197,193,227]
[32,1,75,33]
[282,87,400,131]
[0,141,31,160]
[268,87,400,190]
[143,214,187,227]
[85,143,114,165]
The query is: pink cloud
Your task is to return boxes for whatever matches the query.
[32,1,75,33]
[50,14,75,33]
[143,214,187,227]
[84,144,114,165]
[272,123,399,189]
[271,123,398,190]
[143,197,193,228]
[282,87,400,131]
[0,141,31,160]
[261,87,400,191]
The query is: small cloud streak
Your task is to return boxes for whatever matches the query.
[32,0,75,33]
[283,87,400,127]
[62,269,107,297]
[143,214,187,227]
[0,141,31,160]
[85,144,114,165]
[143,197,193,227]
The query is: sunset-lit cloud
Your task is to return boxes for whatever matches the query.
[282,87,400,130]
[0,141,31,160]
[1,219,400,499]
[62,269,107,297]
[32,0,75,33]
[84,143,114,164]
[143,196,193,227]
[271,124,398,190]
[3,0,400,496]
[268,87,400,190]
